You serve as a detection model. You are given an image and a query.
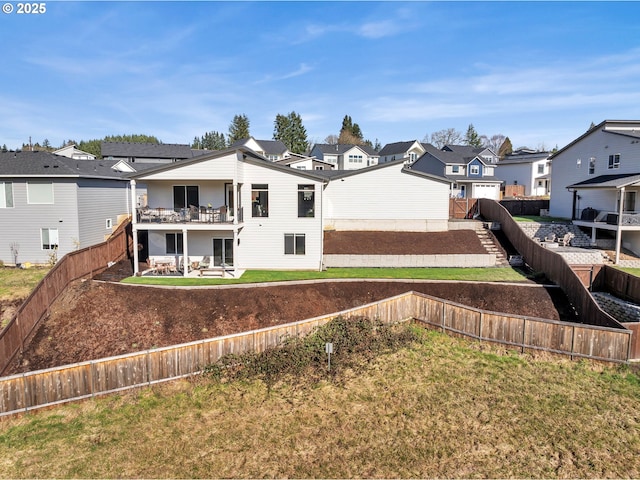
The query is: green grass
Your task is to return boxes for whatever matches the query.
[121,267,531,286]
[1,330,639,478]
[0,266,50,302]
[617,267,640,277]
[512,215,571,223]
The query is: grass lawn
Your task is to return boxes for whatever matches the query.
[0,266,50,302]
[121,267,532,286]
[1,330,638,478]
[618,267,640,277]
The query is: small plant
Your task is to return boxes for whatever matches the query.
[47,247,58,267]
[9,242,19,265]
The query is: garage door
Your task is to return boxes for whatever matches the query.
[473,184,500,199]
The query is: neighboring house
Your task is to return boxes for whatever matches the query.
[410,144,502,200]
[442,145,499,165]
[377,140,425,164]
[230,137,290,161]
[309,144,379,169]
[129,147,453,275]
[495,149,551,197]
[0,151,131,265]
[549,119,640,262]
[129,147,326,274]
[320,159,451,232]
[275,153,335,171]
[53,144,96,160]
[101,142,207,164]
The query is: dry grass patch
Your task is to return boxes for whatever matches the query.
[1,328,639,478]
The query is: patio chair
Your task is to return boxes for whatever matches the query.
[544,233,556,242]
[558,233,573,246]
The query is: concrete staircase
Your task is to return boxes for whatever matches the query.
[474,222,510,267]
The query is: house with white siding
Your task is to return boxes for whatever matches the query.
[549,120,640,263]
[129,148,452,275]
[377,140,426,164]
[321,159,451,232]
[495,149,551,197]
[275,153,334,171]
[130,148,326,275]
[309,144,379,169]
[230,138,290,161]
[0,151,131,265]
[53,144,96,160]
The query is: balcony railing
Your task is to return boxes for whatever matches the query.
[577,208,640,226]
[136,206,242,225]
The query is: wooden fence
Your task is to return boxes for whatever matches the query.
[449,198,478,219]
[0,290,631,417]
[593,265,640,304]
[478,199,622,330]
[498,198,549,216]
[0,220,132,376]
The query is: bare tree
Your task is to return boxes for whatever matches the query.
[324,134,339,145]
[429,128,463,149]
[483,134,506,152]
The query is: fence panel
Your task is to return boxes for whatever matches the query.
[572,326,630,362]
[444,303,481,337]
[480,313,526,348]
[524,319,574,354]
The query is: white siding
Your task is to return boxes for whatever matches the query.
[323,163,449,231]
[237,163,324,270]
[140,152,239,181]
[550,128,640,218]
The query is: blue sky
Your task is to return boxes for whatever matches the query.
[1,1,639,152]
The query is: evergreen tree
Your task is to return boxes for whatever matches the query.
[1,144,7,153]
[228,114,250,145]
[273,111,308,154]
[192,136,202,149]
[338,114,365,145]
[464,124,483,147]
[42,139,51,150]
[498,136,513,158]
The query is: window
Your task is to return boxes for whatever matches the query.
[28,182,54,204]
[173,185,199,209]
[409,152,417,162]
[41,228,59,250]
[165,233,183,254]
[348,155,363,163]
[576,158,581,168]
[252,184,268,217]
[298,184,315,217]
[106,218,113,229]
[470,165,480,175]
[452,165,460,174]
[0,182,13,208]
[284,233,305,255]
[538,164,545,174]
[608,154,620,169]
[315,166,324,170]
[296,166,306,170]
[588,157,596,175]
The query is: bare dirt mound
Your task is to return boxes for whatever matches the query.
[323,230,486,255]
[7,279,572,375]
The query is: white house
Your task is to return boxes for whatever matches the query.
[275,153,334,171]
[321,159,451,232]
[378,140,426,164]
[309,144,379,169]
[549,120,640,262]
[130,148,326,275]
[230,138,290,161]
[495,149,551,197]
[53,144,96,160]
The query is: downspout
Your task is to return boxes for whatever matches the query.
[319,179,326,271]
[615,186,625,265]
[130,179,139,275]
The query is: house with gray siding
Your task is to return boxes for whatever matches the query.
[0,151,131,265]
[309,144,379,169]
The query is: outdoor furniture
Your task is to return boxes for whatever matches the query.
[558,233,573,246]
[544,233,556,242]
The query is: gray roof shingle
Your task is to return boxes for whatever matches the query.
[101,142,197,159]
[0,151,130,179]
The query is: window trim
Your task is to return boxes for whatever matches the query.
[284,233,306,255]
[41,227,59,250]
[469,165,480,175]
[27,181,54,205]
[297,184,315,218]
[608,154,620,169]
[165,232,183,255]
[251,184,269,217]
[588,157,596,175]
[0,181,13,208]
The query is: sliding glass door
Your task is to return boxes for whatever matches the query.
[213,238,234,266]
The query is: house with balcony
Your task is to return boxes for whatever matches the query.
[0,151,131,265]
[309,144,379,169]
[549,120,640,263]
[495,149,551,197]
[129,147,326,275]
[409,144,502,199]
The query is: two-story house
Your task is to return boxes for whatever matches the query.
[409,144,502,199]
[53,144,96,160]
[129,147,453,275]
[309,144,379,169]
[549,119,640,262]
[442,145,499,165]
[0,151,131,265]
[275,153,335,171]
[377,140,426,164]
[495,149,551,197]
